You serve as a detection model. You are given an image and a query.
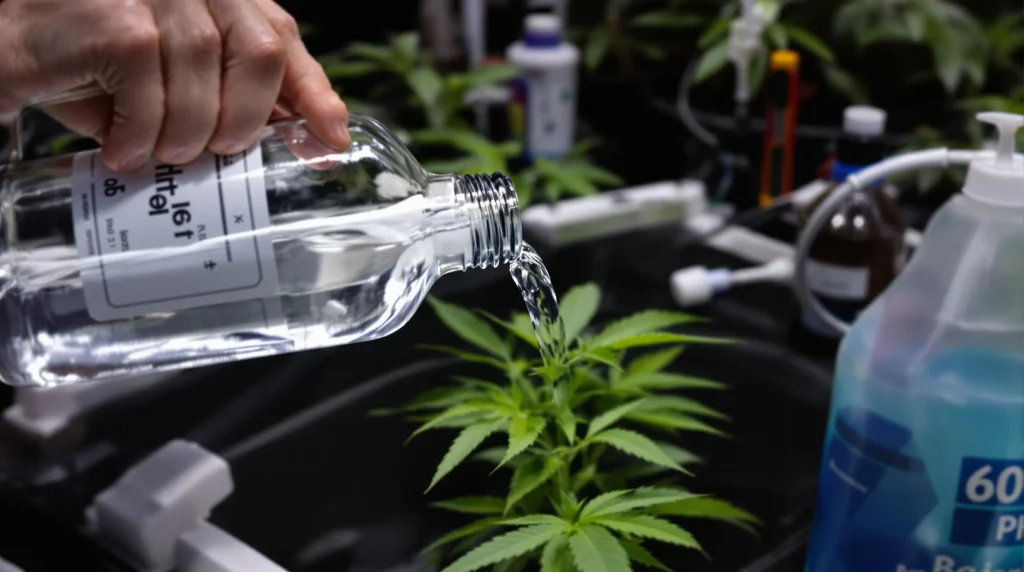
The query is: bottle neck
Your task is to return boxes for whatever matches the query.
[432,173,522,274]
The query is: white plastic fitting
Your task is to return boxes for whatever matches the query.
[89,440,284,572]
[2,372,179,440]
[729,0,774,103]
[521,180,707,247]
[672,257,794,308]
[0,556,23,572]
[794,126,1022,335]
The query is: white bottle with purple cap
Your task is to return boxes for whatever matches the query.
[506,13,580,161]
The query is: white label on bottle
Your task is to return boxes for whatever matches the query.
[806,259,869,301]
[524,67,577,158]
[70,144,278,322]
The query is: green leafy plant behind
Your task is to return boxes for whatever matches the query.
[321,32,519,130]
[691,0,867,103]
[416,130,623,206]
[572,0,705,74]
[834,0,990,94]
[387,283,757,571]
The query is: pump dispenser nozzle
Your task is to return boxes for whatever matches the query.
[963,112,1024,206]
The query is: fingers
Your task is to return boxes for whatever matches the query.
[252,0,350,151]
[41,96,113,144]
[207,0,287,155]
[99,10,166,172]
[151,0,222,165]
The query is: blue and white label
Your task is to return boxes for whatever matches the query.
[952,459,1024,547]
[806,407,1024,572]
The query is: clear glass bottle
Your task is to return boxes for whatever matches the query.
[0,115,522,387]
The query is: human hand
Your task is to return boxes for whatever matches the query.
[0,0,349,172]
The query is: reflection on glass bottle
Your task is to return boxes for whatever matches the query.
[0,115,522,387]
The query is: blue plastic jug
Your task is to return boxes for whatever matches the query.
[805,113,1024,572]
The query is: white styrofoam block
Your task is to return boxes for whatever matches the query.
[522,179,708,247]
[91,440,233,571]
[177,523,286,572]
[3,372,178,439]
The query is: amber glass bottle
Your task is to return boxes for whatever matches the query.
[790,107,908,360]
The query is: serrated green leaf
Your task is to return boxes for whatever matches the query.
[620,539,671,571]
[421,518,500,556]
[568,525,631,572]
[587,399,649,438]
[408,67,444,107]
[601,332,731,351]
[660,442,703,466]
[588,429,687,473]
[457,64,521,90]
[694,39,730,85]
[432,497,506,515]
[322,60,381,79]
[635,396,729,420]
[822,64,870,105]
[766,23,788,49]
[391,31,420,60]
[473,447,507,465]
[625,411,726,436]
[427,298,510,360]
[783,24,835,62]
[536,158,601,197]
[698,18,731,48]
[501,416,546,467]
[578,490,630,518]
[582,488,700,520]
[617,372,726,391]
[561,161,624,187]
[413,129,506,166]
[419,345,507,370]
[541,535,573,572]
[410,402,505,439]
[555,405,577,445]
[443,524,567,572]
[589,311,703,349]
[573,349,621,370]
[594,514,701,550]
[560,283,601,342]
[585,28,612,71]
[423,156,491,176]
[427,420,503,492]
[478,310,538,349]
[507,457,562,513]
[648,497,761,533]
[631,10,704,29]
[400,385,489,413]
[625,346,683,377]
[345,42,398,64]
[500,514,569,527]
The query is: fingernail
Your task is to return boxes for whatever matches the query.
[117,151,149,172]
[211,140,245,155]
[164,147,192,164]
[330,120,349,148]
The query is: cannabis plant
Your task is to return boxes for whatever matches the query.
[571,0,704,74]
[387,283,758,572]
[415,129,624,206]
[692,0,866,103]
[320,32,519,130]
[834,0,990,94]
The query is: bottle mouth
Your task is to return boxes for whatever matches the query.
[456,173,523,269]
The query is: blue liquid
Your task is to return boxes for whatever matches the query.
[807,333,1024,572]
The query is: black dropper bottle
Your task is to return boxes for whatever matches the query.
[790,106,908,361]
